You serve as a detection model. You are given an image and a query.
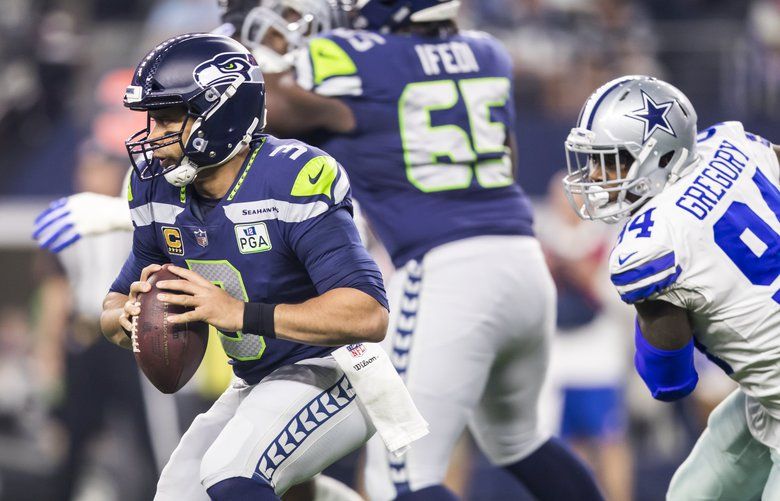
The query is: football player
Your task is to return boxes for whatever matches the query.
[32,0,350,253]
[218,0,350,73]
[100,33,392,501]
[34,3,369,500]
[562,75,780,499]
[257,1,604,500]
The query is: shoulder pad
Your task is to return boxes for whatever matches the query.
[295,31,371,96]
[609,207,681,304]
[290,155,349,203]
[264,138,351,206]
[744,128,780,181]
[309,37,357,85]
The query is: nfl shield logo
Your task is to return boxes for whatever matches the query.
[193,229,209,247]
[347,344,366,358]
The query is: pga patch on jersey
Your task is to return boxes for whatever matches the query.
[234,222,272,254]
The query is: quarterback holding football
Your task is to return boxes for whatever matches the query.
[99,33,414,501]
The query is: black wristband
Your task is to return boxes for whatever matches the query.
[242,302,277,339]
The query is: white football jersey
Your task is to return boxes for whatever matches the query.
[608,122,780,419]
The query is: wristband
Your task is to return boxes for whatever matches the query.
[242,302,277,339]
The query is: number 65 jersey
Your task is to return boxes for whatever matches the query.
[295,28,534,268]
[610,122,780,421]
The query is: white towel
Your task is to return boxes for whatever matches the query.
[332,343,429,456]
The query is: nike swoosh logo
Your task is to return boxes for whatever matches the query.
[308,166,325,184]
[316,50,340,60]
[618,251,638,266]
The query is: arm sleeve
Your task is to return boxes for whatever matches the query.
[288,207,388,310]
[109,227,168,294]
[634,318,698,402]
[109,173,168,294]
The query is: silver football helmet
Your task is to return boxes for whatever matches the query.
[240,0,349,72]
[562,75,699,223]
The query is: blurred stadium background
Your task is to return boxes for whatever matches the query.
[0,0,777,499]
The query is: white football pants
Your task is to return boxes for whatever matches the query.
[668,389,780,500]
[154,356,375,500]
[365,235,555,500]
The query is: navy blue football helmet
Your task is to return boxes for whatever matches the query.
[352,0,460,32]
[124,33,266,186]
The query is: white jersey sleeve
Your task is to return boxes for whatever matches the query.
[608,206,684,305]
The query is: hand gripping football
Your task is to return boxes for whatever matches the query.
[132,265,209,393]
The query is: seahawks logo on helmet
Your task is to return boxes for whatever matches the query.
[193,52,262,88]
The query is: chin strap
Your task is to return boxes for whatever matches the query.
[163,121,258,188]
[667,148,697,186]
[163,74,261,188]
[164,158,199,187]
[624,138,657,196]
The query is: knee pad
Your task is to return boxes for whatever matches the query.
[476,429,549,466]
[313,475,364,501]
[667,459,726,501]
[199,415,255,487]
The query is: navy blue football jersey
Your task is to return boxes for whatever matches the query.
[296,28,535,267]
[111,135,387,384]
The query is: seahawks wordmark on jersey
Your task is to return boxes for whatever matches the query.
[111,136,387,384]
[608,122,780,424]
[295,28,534,267]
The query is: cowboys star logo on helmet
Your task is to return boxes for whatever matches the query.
[562,75,699,223]
[625,90,677,142]
[193,52,263,88]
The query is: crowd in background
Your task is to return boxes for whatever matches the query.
[0,0,776,499]
[1,0,779,194]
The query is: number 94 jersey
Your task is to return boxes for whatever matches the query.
[295,28,534,268]
[610,121,780,417]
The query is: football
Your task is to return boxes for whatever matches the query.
[132,264,209,394]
